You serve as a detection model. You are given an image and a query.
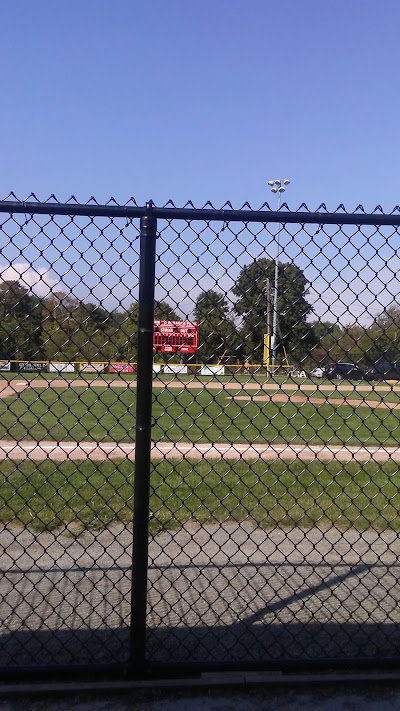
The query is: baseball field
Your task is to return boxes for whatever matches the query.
[0,372,400,533]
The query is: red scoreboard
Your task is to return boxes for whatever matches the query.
[153,320,198,354]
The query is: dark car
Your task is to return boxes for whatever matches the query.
[325,362,366,381]
[365,360,400,381]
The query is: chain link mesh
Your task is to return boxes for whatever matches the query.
[1,197,400,674]
[0,205,140,668]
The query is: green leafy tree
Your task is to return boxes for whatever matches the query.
[316,322,384,368]
[232,258,312,363]
[308,321,344,367]
[368,305,400,364]
[311,307,400,369]
[65,302,122,362]
[0,281,42,361]
[42,294,126,362]
[118,300,180,361]
[194,290,242,363]
[310,320,341,343]
[41,292,81,360]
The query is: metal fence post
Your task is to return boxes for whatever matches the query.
[130,202,157,677]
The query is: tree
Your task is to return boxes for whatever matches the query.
[41,292,132,362]
[307,321,344,368]
[310,320,341,343]
[361,304,400,366]
[64,302,122,362]
[117,300,180,361]
[194,290,242,363]
[232,258,313,363]
[41,292,81,360]
[0,281,42,360]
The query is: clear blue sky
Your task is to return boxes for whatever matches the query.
[2,0,400,212]
[2,0,400,326]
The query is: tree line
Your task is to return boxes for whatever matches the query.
[0,257,397,368]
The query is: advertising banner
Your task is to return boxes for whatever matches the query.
[78,363,105,373]
[164,365,188,374]
[0,362,11,371]
[47,363,75,373]
[19,362,45,372]
[109,363,134,373]
[200,365,225,376]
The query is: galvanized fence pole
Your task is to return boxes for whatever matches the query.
[130,204,157,677]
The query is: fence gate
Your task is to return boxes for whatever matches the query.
[1,197,400,679]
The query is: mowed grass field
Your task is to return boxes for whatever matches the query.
[2,457,400,533]
[0,382,400,447]
[1,376,400,532]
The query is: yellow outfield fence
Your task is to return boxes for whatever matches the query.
[0,359,294,375]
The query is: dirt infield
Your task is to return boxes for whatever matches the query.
[0,439,399,461]
[2,375,400,394]
[234,392,400,410]
[31,377,400,393]
[3,376,400,393]
[0,380,31,398]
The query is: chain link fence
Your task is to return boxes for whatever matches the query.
[1,196,400,678]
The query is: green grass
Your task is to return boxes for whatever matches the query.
[0,387,136,442]
[0,459,133,532]
[0,385,399,447]
[2,457,400,533]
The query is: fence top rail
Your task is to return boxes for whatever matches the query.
[1,199,400,226]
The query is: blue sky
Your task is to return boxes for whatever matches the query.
[1,0,400,324]
[2,0,399,211]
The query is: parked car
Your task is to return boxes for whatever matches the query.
[324,362,366,381]
[310,367,326,378]
[365,360,400,381]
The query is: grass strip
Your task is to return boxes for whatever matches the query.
[1,458,400,534]
[1,386,400,447]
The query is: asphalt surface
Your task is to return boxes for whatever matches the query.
[3,685,400,710]
[4,685,400,710]
[2,522,400,668]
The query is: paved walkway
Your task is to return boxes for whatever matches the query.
[2,522,400,667]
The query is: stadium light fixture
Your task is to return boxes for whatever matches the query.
[268,179,290,371]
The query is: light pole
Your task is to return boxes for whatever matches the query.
[268,178,290,371]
